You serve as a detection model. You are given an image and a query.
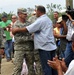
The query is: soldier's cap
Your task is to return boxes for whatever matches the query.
[57,17,62,23]
[17,8,27,14]
[1,14,7,18]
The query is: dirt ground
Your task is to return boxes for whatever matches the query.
[0,58,14,75]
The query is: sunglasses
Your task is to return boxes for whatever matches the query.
[12,17,17,19]
[22,13,27,15]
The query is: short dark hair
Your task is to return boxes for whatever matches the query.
[37,5,46,13]
[1,14,7,18]
[54,11,59,14]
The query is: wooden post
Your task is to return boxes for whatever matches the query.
[66,0,73,9]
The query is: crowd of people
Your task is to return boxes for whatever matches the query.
[0,5,74,75]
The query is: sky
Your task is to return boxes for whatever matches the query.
[0,0,66,14]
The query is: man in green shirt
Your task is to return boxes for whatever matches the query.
[0,14,12,61]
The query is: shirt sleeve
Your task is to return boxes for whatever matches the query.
[64,60,74,75]
[26,19,41,33]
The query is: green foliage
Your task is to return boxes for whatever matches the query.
[0,11,13,21]
[46,3,65,21]
[46,3,62,14]
[7,12,13,20]
[0,4,65,21]
[27,7,34,15]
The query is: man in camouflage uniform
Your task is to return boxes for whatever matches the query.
[0,27,3,49]
[0,27,2,74]
[12,8,34,75]
[0,27,4,74]
[0,27,4,55]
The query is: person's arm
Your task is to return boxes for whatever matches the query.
[54,34,66,38]
[53,30,66,38]
[57,67,63,75]
[12,27,28,34]
[61,20,67,34]
[60,58,68,73]
[66,13,72,21]
[66,13,74,25]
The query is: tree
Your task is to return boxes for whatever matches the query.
[27,7,34,15]
[0,11,13,20]
[46,3,62,20]
[47,3,62,14]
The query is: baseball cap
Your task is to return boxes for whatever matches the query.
[17,8,27,14]
[57,17,62,23]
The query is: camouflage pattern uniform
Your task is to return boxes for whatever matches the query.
[0,27,5,49]
[0,27,4,74]
[34,50,43,75]
[12,20,34,75]
[0,28,2,48]
[0,27,4,48]
[28,15,43,75]
[28,15,37,24]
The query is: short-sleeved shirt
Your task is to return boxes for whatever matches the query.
[66,20,74,41]
[54,27,60,35]
[26,14,57,51]
[64,60,74,75]
[53,19,57,24]
[53,19,57,27]
[0,20,12,40]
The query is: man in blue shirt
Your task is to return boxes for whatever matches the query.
[10,5,57,75]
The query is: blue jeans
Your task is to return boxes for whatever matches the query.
[4,40,13,60]
[65,42,74,67]
[38,49,57,75]
[59,50,65,58]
